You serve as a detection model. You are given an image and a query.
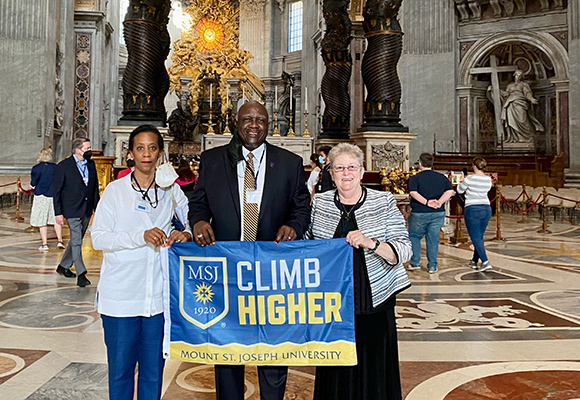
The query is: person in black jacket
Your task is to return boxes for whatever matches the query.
[189,101,310,400]
[53,137,99,287]
[316,145,335,193]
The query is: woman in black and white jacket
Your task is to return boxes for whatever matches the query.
[306,143,411,400]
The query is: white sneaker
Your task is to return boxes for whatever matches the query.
[467,260,479,270]
[57,241,66,249]
[479,261,492,272]
[38,244,49,252]
[406,264,421,271]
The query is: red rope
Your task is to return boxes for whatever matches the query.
[500,195,540,213]
[0,181,17,188]
[18,182,33,196]
[396,197,409,204]
[446,214,464,219]
[545,193,580,204]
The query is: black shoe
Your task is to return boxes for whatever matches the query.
[56,265,76,278]
[77,273,91,287]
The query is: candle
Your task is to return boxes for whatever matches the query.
[226,84,229,108]
[304,86,308,112]
[289,86,293,111]
[274,86,278,108]
[242,86,245,103]
[209,83,213,108]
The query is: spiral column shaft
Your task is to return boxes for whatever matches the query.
[120,0,171,125]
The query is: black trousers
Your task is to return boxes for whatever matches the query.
[215,365,288,400]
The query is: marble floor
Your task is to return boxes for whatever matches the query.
[0,204,579,400]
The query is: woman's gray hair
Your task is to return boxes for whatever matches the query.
[37,147,53,162]
[328,143,364,167]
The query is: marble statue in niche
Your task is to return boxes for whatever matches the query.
[487,69,544,143]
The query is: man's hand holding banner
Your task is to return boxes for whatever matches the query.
[162,239,356,366]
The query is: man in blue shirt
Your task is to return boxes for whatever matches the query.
[407,153,454,273]
[53,138,99,287]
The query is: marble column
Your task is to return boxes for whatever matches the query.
[320,0,352,140]
[239,0,270,79]
[360,0,407,131]
[120,0,171,125]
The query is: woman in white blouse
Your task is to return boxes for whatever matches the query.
[91,125,192,400]
[457,157,493,272]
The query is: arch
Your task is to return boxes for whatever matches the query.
[459,31,569,86]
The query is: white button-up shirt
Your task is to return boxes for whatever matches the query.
[90,175,191,317]
[237,143,266,240]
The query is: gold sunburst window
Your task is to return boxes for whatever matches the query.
[196,18,224,54]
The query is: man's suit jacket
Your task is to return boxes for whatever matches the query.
[53,155,99,218]
[189,142,311,241]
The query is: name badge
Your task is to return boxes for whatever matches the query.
[135,200,151,213]
[246,189,262,204]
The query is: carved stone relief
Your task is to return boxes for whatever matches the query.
[372,142,407,170]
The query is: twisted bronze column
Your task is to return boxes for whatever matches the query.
[120,0,171,125]
[361,0,407,130]
[320,0,352,139]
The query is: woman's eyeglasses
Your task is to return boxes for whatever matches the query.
[332,165,361,173]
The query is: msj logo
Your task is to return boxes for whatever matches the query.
[179,256,229,329]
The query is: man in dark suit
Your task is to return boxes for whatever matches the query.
[189,100,311,400]
[53,137,99,287]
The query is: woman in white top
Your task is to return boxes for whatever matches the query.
[457,157,493,271]
[306,153,322,199]
[91,125,192,400]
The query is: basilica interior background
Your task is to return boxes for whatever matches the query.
[0,1,579,399]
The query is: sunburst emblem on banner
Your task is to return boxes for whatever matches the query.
[194,282,215,304]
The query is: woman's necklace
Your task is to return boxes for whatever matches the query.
[335,188,366,222]
[131,172,159,208]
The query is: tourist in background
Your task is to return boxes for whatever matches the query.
[307,143,411,400]
[91,125,192,400]
[30,147,65,252]
[53,137,99,287]
[306,153,322,198]
[407,152,455,273]
[457,157,493,271]
[316,145,335,193]
[176,160,197,202]
[117,154,135,179]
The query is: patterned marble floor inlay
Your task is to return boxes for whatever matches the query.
[0,206,578,399]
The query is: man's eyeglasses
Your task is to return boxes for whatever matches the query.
[332,165,361,173]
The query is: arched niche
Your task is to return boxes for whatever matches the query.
[457,31,569,164]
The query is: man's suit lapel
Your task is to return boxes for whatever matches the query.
[68,156,84,186]
[224,150,241,220]
[259,143,276,221]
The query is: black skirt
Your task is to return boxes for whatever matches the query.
[313,296,402,400]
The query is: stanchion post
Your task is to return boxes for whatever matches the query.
[492,186,505,241]
[517,184,528,223]
[537,186,551,233]
[11,176,24,222]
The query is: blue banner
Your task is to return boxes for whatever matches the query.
[162,239,356,366]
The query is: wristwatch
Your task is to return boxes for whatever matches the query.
[371,238,381,252]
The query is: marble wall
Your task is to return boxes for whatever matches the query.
[398,0,457,163]
[0,0,59,173]
[568,1,580,172]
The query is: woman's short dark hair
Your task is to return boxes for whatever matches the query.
[128,125,164,151]
[473,157,487,171]
[318,145,332,157]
